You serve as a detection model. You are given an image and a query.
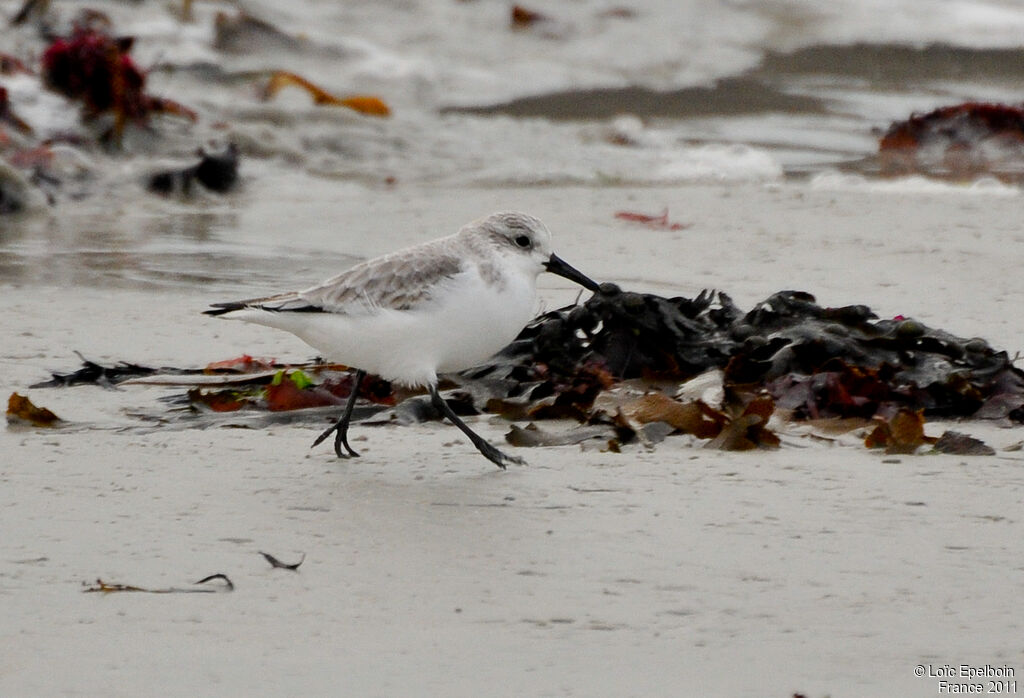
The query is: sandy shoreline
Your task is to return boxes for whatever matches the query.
[3,182,1024,697]
[5,424,1020,697]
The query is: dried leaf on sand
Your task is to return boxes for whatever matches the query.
[616,392,725,439]
[704,396,780,451]
[864,409,933,454]
[7,392,61,427]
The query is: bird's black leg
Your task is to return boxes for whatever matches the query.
[428,384,523,469]
[310,369,366,458]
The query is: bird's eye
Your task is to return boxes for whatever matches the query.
[514,235,531,248]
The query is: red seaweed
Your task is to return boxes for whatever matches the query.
[879,102,1024,176]
[41,27,196,142]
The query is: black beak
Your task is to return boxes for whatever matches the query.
[544,253,601,293]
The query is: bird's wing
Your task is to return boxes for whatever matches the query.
[302,245,466,314]
[206,240,467,317]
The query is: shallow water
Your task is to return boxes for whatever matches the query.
[5,0,1024,196]
[3,0,1024,275]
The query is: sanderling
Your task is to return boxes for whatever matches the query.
[205,211,600,469]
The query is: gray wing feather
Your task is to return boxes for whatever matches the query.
[207,238,467,317]
[298,240,465,314]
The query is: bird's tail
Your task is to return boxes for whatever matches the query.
[204,302,248,317]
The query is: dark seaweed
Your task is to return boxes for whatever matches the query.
[30,352,162,388]
[478,286,1024,422]
[148,143,239,196]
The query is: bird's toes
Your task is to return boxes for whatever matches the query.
[499,452,526,468]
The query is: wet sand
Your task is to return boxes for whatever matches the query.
[3,182,1023,697]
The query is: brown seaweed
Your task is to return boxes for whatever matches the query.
[260,71,390,117]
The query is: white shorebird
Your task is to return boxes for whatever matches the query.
[205,211,600,468]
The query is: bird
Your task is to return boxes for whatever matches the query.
[205,211,600,469]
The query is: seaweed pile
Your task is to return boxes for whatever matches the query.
[16,286,1024,455]
[487,284,1024,422]
[878,102,1024,179]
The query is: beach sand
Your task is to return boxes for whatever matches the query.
[3,182,1023,696]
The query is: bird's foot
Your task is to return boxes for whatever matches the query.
[310,424,359,458]
[334,430,360,459]
[477,440,525,470]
